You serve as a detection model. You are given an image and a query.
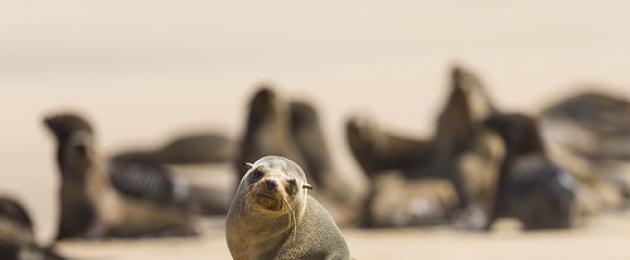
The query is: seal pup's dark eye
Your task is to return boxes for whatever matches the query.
[286,179,299,194]
[251,169,264,180]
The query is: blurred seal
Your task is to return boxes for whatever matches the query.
[541,91,630,212]
[483,113,576,230]
[44,113,196,238]
[43,114,96,239]
[0,196,65,259]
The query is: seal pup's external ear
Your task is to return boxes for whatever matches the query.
[302,183,313,190]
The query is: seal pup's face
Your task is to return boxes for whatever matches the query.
[238,156,311,216]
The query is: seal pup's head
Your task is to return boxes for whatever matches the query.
[227,156,312,258]
[43,113,97,176]
[235,156,312,217]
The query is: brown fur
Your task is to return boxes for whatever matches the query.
[226,156,351,260]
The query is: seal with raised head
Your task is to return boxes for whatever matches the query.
[483,113,577,230]
[43,114,96,239]
[44,113,196,238]
[226,156,351,260]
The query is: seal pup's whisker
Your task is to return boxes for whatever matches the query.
[281,195,297,242]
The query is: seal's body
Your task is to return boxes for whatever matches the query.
[45,113,195,238]
[541,91,630,212]
[226,156,351,260]
[43,114,96,239]
[483,113,576,230]
[0,197,65,260]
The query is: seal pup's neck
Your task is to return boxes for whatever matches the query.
[227,197,301,259]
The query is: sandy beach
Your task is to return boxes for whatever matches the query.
[2,1,630,259]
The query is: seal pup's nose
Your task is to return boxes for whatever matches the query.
[265,179,277,190]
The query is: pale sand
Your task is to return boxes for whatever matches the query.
[2,1,630,259]
[55,214,630,260]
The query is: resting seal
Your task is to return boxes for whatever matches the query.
[540,91,630,212]
[44,113,196,238]
[43,114,96,239]
[483,113,577,230]
[226,156,351,260]
[0,196,65,259]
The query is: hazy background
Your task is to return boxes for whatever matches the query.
[1,1,630,258]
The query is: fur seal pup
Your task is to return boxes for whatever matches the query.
[483,113,577,230]
[226,156,351,260]
[43,114,96,239]
[0,196,65,260]
[541,91,630,211]
[44,113,196,238]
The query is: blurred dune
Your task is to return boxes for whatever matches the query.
[1,0,630,258]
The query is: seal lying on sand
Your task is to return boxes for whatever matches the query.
[363,171,459,227]
[346,66,503,228]
[483,113,577,230]
[0,196,65,260]
[112,132,237,216]
[345,116,459,227]
[226,156,352,260]
[45,113,196,238]
[541,91,630,211]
